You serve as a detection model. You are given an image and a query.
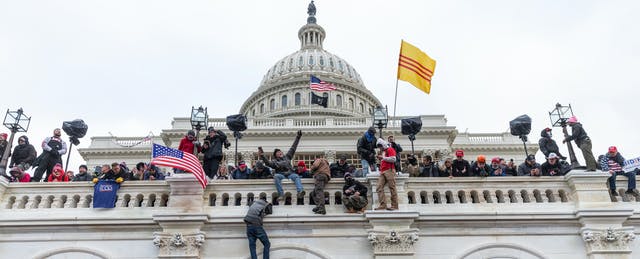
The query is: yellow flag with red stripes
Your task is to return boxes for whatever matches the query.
[397,40,436,94]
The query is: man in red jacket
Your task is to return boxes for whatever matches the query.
[178,130,201,155]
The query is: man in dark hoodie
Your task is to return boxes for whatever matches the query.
[538,128,566,159]
[72,165,92,181]
[258,130,304,201]
[357,127,377,177]
[563,116,596,171]
[601,146,636,196]
[9,135,37,171]
[343,172,368,213]
[202,127,230,179]
[244,197,272,259]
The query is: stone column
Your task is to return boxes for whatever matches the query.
[566,171,636,259]
[153,173,208,258]
[367,174,409,209]
[366,211,420,258]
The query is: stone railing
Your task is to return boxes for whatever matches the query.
[0,181,170,209]
[2,171,635,212]
[86,136,164,149]
[169,115,450,131]
[454,132,524,145]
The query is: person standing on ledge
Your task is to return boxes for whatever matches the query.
[601,146,636,196]
[357,127,377,177]
[374,138,398,211]
[244,197,273,259]
[258,130,305,202]
[563,116,596,171]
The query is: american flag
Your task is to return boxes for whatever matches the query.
[151,143,207,189]
[310,75,336,92]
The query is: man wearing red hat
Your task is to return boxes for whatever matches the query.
[601,146,636,196]
[563,116,596,171]
[452,150,471,177]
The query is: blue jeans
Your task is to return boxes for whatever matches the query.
[247,225,270,259]
[274,173,303,196]
[608,171,636,191]
[361,159,372,177]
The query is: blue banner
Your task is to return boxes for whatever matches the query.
[93,180,120,208]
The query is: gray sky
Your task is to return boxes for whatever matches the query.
[1,0,638,169]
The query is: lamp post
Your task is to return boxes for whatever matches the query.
[190,106,208,155]
[373,106,388,139]
[0,108,31,175]
[549,103,579,167]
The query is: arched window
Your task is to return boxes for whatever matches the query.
[260,104,264,113]
[309,56,314,65]
[329,58,334,68]
[336,94,342,107]
[295,93,301,106]
[359,103,364,113]
[298,56,304,67]
[348,98,354,110]
[281,95,288,108]
[289,58,293,69]
[319,56,325,66]
[338,61,344,72]
[252,109,255,116]
[270,99,276,111]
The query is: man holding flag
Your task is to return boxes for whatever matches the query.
[151,143,207,189]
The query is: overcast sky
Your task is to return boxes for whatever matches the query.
[1,0,638,169]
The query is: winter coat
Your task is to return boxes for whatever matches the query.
[48,172,69,182]
[565,123,590,146]
[601,152,625,172]
[452,159,471,177]
[490,166,507,176]
[178,136,200,155]
[143,171,166,180]
[260,135,301,176]
[244,199,272,226]
[389,141,403,170]
[356,132,376,162]
[232,168,253,180]
[470,162,491,177]
[541,161,564,176]
[202,131,228,160]
[330,161,350,178]
[310,158,331,180]
[72,172,93,181]
[9,139,37,167]
[419,163,440,177]
[517,162,541,176]
[249,167,272,179]
[343,179,368,199]
[538,129,561,157]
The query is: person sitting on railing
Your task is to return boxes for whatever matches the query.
[295,160,312,178]
[7,166,30,182]
[232,161,252,180]
[517,155,541,176]
[143,164,165,181]
[343,172,368,213]
[541,153,565,176]
[601,146,637,196]
[470,156,491,177]
[310,154,331,215]
[489,157,507,176]
[258,130,305,201]
[439,158,454,178]
[47,163,69,182]
[330,155,350,179]
[249,161,272,179]
[72,165,92,181]
[452,150,471,177]
[357,127,377,177]
[405,155,420,177]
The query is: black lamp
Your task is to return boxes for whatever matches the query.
[549,103,580,167]
[373,106,388,139]
[190,106,208,155]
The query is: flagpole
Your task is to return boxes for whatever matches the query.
[392,78,399,121]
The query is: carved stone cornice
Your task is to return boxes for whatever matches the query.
[368,230,419,255]
[582,227,635,255]
[153,232,205,258]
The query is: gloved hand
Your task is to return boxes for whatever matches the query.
[92,178,98,184]
[296,130,302,138]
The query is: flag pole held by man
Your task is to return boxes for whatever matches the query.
[151,143,207,189]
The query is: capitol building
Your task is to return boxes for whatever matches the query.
[1,2,639,259]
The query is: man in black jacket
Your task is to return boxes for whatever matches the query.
[202,127,230,179]
[356,127,377,176]
[330,155,350,178]
[563,116,596,171]
[538,128,566,159]
[388,135,403,172]
[9,135,37,170]
[244,198,272,259]
[541,153,566,176]
[342,173,368,213]
[259,130,304,201]
[33,128,67,182]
